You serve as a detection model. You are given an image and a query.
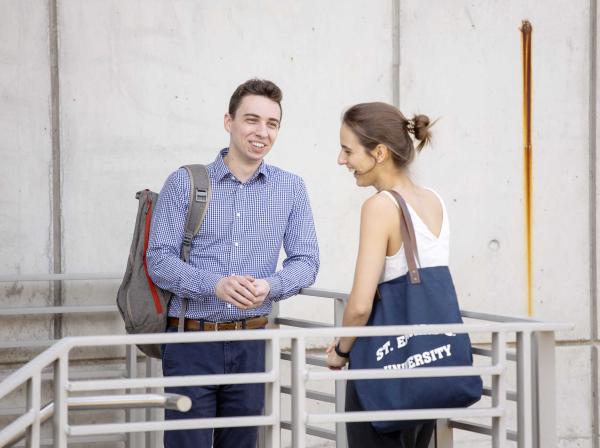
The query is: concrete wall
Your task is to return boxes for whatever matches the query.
[0,0,55,356]
[403,2,595,446]
[0,0,597,446]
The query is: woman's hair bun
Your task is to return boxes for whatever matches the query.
[410,114,433,151]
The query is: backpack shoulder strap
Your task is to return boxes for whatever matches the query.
[180,164,211,263]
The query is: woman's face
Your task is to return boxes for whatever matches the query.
[338,123,377,187]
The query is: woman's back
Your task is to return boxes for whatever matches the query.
[379,188,449,283]
[329,101,442,448]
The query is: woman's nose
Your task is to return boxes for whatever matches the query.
[337,151,346,165]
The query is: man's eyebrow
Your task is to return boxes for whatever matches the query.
[243,113,280,124]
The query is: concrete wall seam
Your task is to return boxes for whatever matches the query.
[49,0,63,340]
[591,1,599,446]
[392,0,400,107]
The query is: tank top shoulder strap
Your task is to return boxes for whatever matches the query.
[424,188,449,235]
[380,188,448,236]
[380,189,446,214]
[423,188,446,211]
[380,190,400,208]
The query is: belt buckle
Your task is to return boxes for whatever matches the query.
[235,320,243,330]
[213,321,220,331]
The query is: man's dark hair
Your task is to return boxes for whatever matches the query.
[228,78,283,119]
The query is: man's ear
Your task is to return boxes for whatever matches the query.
[224,113,232,132]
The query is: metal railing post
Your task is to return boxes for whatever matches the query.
[53,354,68,448]
[291,337,306,448]
[270,301,280,327]
[516,331,533,448]
[260,303,279,448]
[333,298,348,448]
[435,419,453,448]
[491,331,507,448]
[126,345,143,448]
[25,373,41,448]
[533,331,557,448]
[264,337,281,448]
[145,357,162,448]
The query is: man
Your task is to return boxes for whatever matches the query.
[147,78,320,448]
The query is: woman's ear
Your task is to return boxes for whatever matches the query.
[375,144,388,163]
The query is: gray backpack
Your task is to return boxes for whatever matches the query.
[116,165,211,358]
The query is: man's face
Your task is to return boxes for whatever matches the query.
[224,95,281,164]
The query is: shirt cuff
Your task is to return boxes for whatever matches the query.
[266,275,283,301]
[180,267,222,299]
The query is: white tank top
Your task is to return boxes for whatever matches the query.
[379,189,450,283]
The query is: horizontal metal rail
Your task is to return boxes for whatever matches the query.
[275,317,333,328]
[0,392,189,417]
[307,364,503,381]
[40,322,575,349]
[281,420,336,440]
[65,393,192,411]
[69,415,278,436]
[297,287,350,301]
[308,406,503,424]
[450,419,518,441]
[280,351,327,368]
[0,340,58,349]
[2,393,190,447]
[482,386,518,402]
[0,305,117,316]
[0,273,555,326]
[461,309,542,323]
[69,371,278,392]
[280,386,336,404]
[473,346,518,361]
[0,273,121,282]
[11,434,126,448]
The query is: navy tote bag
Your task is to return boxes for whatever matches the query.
[349,190,482,433]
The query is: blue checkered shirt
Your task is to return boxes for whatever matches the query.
[146,149,320,322]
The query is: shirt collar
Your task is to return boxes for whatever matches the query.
[211,148,270,183]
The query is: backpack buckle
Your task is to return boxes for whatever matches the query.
[195,189,208,203]
[182,232,193,246]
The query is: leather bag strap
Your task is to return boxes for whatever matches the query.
[385,190,421,284]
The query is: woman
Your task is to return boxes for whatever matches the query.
[326,102,444,448]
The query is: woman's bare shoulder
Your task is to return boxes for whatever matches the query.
[361,191,399,216]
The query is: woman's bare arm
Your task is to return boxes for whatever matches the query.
[337,193,398,353]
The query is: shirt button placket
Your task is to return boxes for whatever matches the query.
[229,181,246,279]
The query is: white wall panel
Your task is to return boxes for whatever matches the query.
[401,1,590,340]
[0,0,54,360]
[57,1,394,335]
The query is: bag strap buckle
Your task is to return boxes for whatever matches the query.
[182,232,193,246]
[195,188,208,203]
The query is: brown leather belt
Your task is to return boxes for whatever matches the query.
[167,315,268,331]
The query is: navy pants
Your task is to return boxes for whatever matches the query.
[345,380,435,448]
[162,327,265,448]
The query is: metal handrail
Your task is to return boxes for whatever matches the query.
[280,288,569,448]
[0,321,570,447]
[0,275,573,447]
